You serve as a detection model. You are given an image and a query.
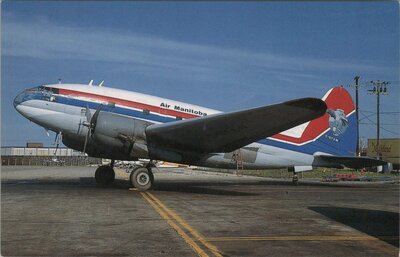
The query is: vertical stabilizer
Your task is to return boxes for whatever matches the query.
[270,86,357,156]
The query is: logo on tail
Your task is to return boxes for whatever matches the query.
[327,108,349,136]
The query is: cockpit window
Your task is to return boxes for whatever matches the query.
[15,86,61,105]
[27,86,41,92]
[37,86,59,94]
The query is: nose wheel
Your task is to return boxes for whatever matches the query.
[130,167,154,191]
[95,165,115,186]
[292,173,299,185]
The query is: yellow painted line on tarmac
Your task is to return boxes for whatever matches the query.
[140,192,210,257]
[205,235,399,242]
[146,192,223,257]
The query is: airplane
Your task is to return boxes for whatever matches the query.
[13,81,386,190]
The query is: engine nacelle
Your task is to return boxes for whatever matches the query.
[91,112,151,159]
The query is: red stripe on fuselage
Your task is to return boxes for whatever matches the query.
[58,86,354,145]
[58,89,200,119]
[271,87,355,144]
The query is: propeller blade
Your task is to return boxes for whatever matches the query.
[53,132,62,155]
[82,127,90,155]
[89,106,102,135]
[85,105,91,122]
[82,105,102,154]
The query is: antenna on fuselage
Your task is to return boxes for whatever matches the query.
[99,80,104,87]
[58,78,62,84]
[88,80,94,86]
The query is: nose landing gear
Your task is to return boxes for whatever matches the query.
[292,173,299,185]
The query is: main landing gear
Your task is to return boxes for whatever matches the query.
[95,161,115,186]
[95,160,154,190]
[130,164,154,191]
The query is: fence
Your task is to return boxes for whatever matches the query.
[1,156,102,166]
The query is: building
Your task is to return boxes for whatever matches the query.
[367,138,400,170]
[1,146,101,166]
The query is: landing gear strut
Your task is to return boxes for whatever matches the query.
[95,160,115,186]
[130,165,154,191]
[292,173,299,185]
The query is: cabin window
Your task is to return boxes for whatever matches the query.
[143,109,150,115]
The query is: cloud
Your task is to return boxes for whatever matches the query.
[2,16,393,85]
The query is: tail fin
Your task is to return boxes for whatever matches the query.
[319,87,357,156]
[271,86,357,156]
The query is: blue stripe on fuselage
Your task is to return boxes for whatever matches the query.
[26,93,355,156]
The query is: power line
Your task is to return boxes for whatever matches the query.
[377,127,399,136]
[359,112,400,136]
[359,79,400,84]
[359,112,375,121]
[359,110,375,113]
[358,112,400,122]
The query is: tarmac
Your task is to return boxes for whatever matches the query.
[1,166,399,257]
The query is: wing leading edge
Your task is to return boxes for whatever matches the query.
[146,98,327,153]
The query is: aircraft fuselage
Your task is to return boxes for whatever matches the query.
[14,83,353,170]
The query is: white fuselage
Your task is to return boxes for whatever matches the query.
[14,83,320,170]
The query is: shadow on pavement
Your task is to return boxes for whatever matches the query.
[1,178,259,196]
[309,206,399,247]
[2,175,396,196]
[152,182,259,196]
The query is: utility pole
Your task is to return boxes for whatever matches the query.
[354,76,360,156]
[367,80,389,160]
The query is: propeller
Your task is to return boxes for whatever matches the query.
[82,104,102,155]
[53,131,62,156]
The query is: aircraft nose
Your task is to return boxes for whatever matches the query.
[13,90,25,109]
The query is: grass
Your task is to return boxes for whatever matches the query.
[211,168,399,179]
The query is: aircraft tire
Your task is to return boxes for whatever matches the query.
[95,165,115,186]
[147,167,154,184]
[130,167,153,191]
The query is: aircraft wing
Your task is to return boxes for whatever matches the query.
[146,98,327,153]
[314,155,387,169]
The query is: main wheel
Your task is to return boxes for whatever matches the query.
[130,167,153,191]
[95,165,115,186]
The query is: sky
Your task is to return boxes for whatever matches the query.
[1,2,399,147]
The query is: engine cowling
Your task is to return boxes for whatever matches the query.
[90,112,151,159]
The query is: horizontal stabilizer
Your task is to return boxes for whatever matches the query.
[146,98,327,153]
[314,155,387,169]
